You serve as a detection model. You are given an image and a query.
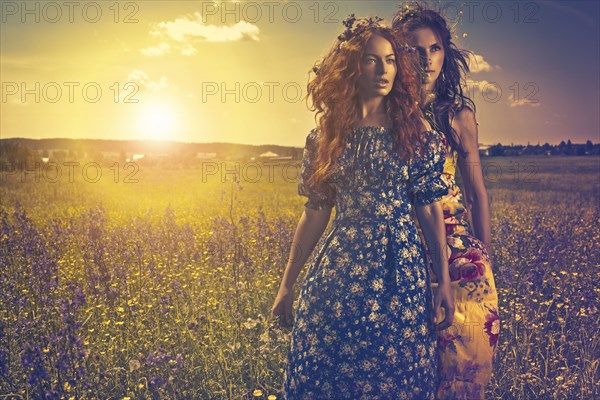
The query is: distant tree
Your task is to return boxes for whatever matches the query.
[542,143,551,151]
[87,149,104,164]
[489,143,504,156]
[68,149,78,161]
[0,142,39,169]
[558,140,567,155]
[585,140,593,154]
[523,143,536,155]
[53,150,67,162]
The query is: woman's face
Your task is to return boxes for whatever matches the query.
[413,27,445,89]
[356,34,397,99]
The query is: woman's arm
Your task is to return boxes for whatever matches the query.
[271,207,332,326]
[453,108,493,265]
[415,201,454,331]
[278,207,332,290]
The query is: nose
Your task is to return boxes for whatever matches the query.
[376,60,387,75]
[424,50,432,65]
[378,59,393,76]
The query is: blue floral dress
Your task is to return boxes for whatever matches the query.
[283,126,448,399]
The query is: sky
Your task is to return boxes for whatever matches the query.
[1,0,599,147]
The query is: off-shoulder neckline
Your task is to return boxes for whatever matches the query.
[352,125,392,133]
[351,126,441,136]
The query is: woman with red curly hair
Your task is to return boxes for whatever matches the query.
[393,3,501,399]
[271,15,454,399]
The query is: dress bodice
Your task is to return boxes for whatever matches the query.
[423,103,458,178]
[298,126,448,225]
[421,105,474,237]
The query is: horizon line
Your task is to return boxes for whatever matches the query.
[1,136,598,148]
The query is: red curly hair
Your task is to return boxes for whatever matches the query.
[305,24,428,188]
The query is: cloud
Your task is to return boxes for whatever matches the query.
[122,70,175,101]
[141,42,171,57]
[467,53,500,73]
[508,93,541,108]
[127,70,172,91]
[463,80,501,97]
[463,81,541,107]
[180,44,197,56]
[142,11,260,56]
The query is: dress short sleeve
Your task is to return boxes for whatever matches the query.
[298,129,336,211]
[407,130,448,207]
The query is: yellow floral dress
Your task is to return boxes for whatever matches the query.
[415,123,501,399]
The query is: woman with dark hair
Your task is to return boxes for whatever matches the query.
[393,3,500,399]
[271,15,454,399]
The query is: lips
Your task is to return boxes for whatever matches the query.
[375,79,389,84]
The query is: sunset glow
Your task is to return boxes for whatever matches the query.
[135,101,180,141]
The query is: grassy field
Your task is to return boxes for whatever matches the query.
[0,156,598,399]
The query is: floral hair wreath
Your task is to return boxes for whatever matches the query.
[396,4,419,23]
[395,3,463,37]
[338,14,416,52]
[311,14,416,75]
[337,14,382,42]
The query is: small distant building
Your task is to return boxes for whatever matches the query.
[259,151,279,158]
[478,145,490,157]
[259,151,292,161]
[126,154,145,162]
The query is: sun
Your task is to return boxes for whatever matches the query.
[136,100,179,141]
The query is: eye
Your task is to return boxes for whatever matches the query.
[365,58,376,64]
[431,45,441,52]
[387,58,396,64]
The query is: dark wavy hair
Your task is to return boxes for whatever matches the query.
[305,22,427,188]
[392,2,475,158]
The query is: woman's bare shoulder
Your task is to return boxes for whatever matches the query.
[452,105,476,129]
[451,106,478,154]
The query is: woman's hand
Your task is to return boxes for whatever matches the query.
[271,286,295,328]
[433,281,455,331]
[270,208,330,329]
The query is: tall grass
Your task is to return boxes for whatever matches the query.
[0,156,598,399]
